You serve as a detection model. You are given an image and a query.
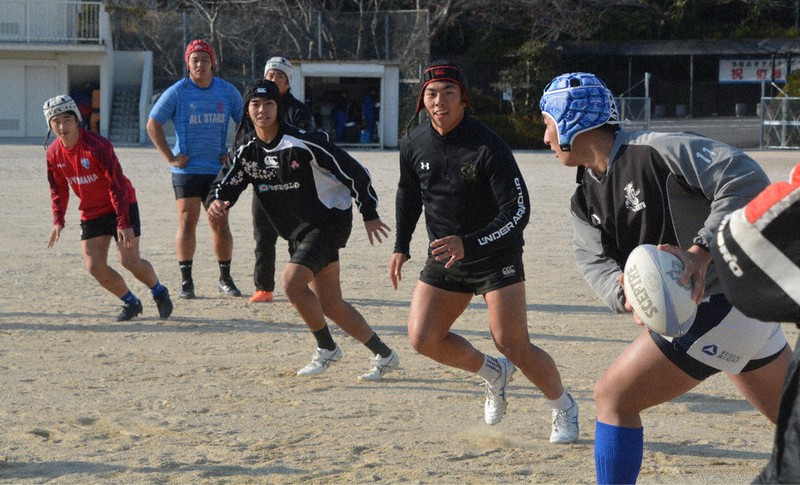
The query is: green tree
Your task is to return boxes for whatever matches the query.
[783,70,800,97]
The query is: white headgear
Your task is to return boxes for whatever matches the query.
[264,57,293,80]
[43,95,82,127]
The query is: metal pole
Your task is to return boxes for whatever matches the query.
[317,12,323,59]
[645,72,651,130]
[771,54,777,96]
[182,10,188,77]
[760,80,765,149]
[689,55,694,117]
[627,57,632,96]
[384,13,390,60]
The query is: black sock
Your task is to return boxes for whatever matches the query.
[179,260,193,282]
[312,325,337,351]
[218,260,232,280]
[364,333,392,358]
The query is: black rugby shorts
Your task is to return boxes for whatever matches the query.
[288,224,352,275]
[419,247,525,295]
[80,203,141,241]
[172,173,217,200]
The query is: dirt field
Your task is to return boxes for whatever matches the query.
[0,142,797,484]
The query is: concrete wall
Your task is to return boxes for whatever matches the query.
[0,51,109,138]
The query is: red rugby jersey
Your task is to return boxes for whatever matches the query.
[46,129,137,228]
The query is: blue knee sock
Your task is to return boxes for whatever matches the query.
[120,291,139,306]
[595,421,643,485]
[149,281,166,297]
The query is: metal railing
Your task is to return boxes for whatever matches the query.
[760,96,800,149]
[615,96,651,131]
[1,1,101,44]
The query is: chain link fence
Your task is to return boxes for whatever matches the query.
[615,97,651,131]
[760,97,800,149]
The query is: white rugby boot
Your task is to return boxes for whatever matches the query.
[359,350,400,381]
[482,357,516,425]
[549,393,579,444]
[296,346,343,376]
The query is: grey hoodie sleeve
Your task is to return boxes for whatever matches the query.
[646,132,770,249]
[571,211,627,313]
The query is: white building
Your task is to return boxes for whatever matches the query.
[0,1,403,148]
[1,0,151,143]
[292,60,400,149]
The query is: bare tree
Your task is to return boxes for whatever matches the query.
[110,0,428,88]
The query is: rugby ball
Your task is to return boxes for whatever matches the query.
[623,244,697,337]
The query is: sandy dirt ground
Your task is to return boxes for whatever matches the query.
[0,141,797,484]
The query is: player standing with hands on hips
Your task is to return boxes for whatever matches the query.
[43,95,173,322]
[146,39,243,300]
[539,72,792,484]
[389,60,579,443]
[207,79,399,381]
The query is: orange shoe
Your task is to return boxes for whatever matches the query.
[250,290,274,303]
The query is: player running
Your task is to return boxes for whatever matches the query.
[248,56,317,304]
[389,60,579,443]
[207,79,399,381]
[540,71,791,484]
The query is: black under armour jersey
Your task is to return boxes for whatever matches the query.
[394,116,530,261]
[570,128,770,312]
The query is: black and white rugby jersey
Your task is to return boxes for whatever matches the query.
[570,128,770,312]
[209,125,380,241]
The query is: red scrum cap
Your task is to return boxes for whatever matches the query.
[414,60,470,115]
[185,39,216,71]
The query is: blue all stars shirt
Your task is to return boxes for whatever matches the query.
[149,77,243,175]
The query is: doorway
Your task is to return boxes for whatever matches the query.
[304,76,381,146]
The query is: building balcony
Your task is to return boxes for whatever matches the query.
[1,0,105,48]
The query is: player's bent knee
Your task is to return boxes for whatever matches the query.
[280,283,302,302]
[84,259,104,275]
[120,258,141,272]
[594,379,641,418]
[408,332,438,357]
[318,298,343,317]
[594,378,620,411]
[492,338,531,361]
[280,276,308,303]
[86,263,114,282]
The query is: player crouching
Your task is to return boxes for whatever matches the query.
[43,95,173,322]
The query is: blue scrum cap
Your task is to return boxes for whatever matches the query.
[539,72,619,151]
